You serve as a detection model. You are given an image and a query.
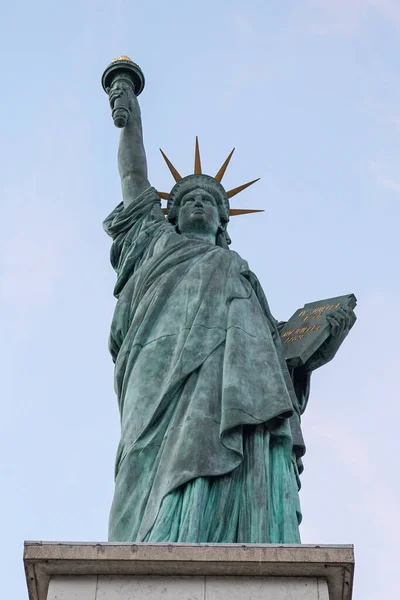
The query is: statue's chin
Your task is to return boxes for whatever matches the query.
[181,217,206,231]
[182,226,215,236]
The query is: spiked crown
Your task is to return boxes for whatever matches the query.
[158,138,263,218]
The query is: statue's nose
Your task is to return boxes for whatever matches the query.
[194,197,203,206]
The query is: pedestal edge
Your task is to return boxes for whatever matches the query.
[24,542,354,600]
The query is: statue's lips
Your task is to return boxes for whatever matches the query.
[191,208,205,215]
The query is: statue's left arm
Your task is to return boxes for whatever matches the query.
[282,305,356,414]
[302,306,356,372]
[276,321,311,415]
[242,270,312,416]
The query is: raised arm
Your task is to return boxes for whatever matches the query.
[108,80,150,206]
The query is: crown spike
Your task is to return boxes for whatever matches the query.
[159,149,182,182]
[215,148,235,182]
[229,208,264,216]
[194,136,202,174]
[226,178,260,199]
[162,207,263,217]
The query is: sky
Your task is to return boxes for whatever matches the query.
[1,0,399,598]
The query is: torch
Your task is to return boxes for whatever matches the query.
[101,56,145,128]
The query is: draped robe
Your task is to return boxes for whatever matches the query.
[103,187,310,543]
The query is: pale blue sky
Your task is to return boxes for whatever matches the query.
[1,1,399,598]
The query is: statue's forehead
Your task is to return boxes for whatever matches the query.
[181,187,215,198]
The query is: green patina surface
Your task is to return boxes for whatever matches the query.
[102,59,356,543]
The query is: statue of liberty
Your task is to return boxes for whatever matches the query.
[102,57,355,544]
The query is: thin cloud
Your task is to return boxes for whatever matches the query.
[369,160,400,193]
[0,189,74,346]
[308,0,400,35]
[309,0,367,35]
[1,230,58,309]
[388,113,400,127]
[308,414,400,535]
[376,176,400,192]
[0,204,68,311]
[231,14,255,38]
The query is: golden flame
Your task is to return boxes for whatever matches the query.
[111,55,132,63]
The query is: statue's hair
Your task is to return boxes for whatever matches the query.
[167,174,231,247]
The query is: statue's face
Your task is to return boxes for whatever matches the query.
[177,188,220,238]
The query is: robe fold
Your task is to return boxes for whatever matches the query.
[103,187,310,543]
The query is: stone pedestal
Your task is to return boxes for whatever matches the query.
[24,542,354,600]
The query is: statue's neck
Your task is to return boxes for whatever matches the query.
[183,232,216,245]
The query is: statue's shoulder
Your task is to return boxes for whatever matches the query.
[227,247,250,269]
[103,186,166,238]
